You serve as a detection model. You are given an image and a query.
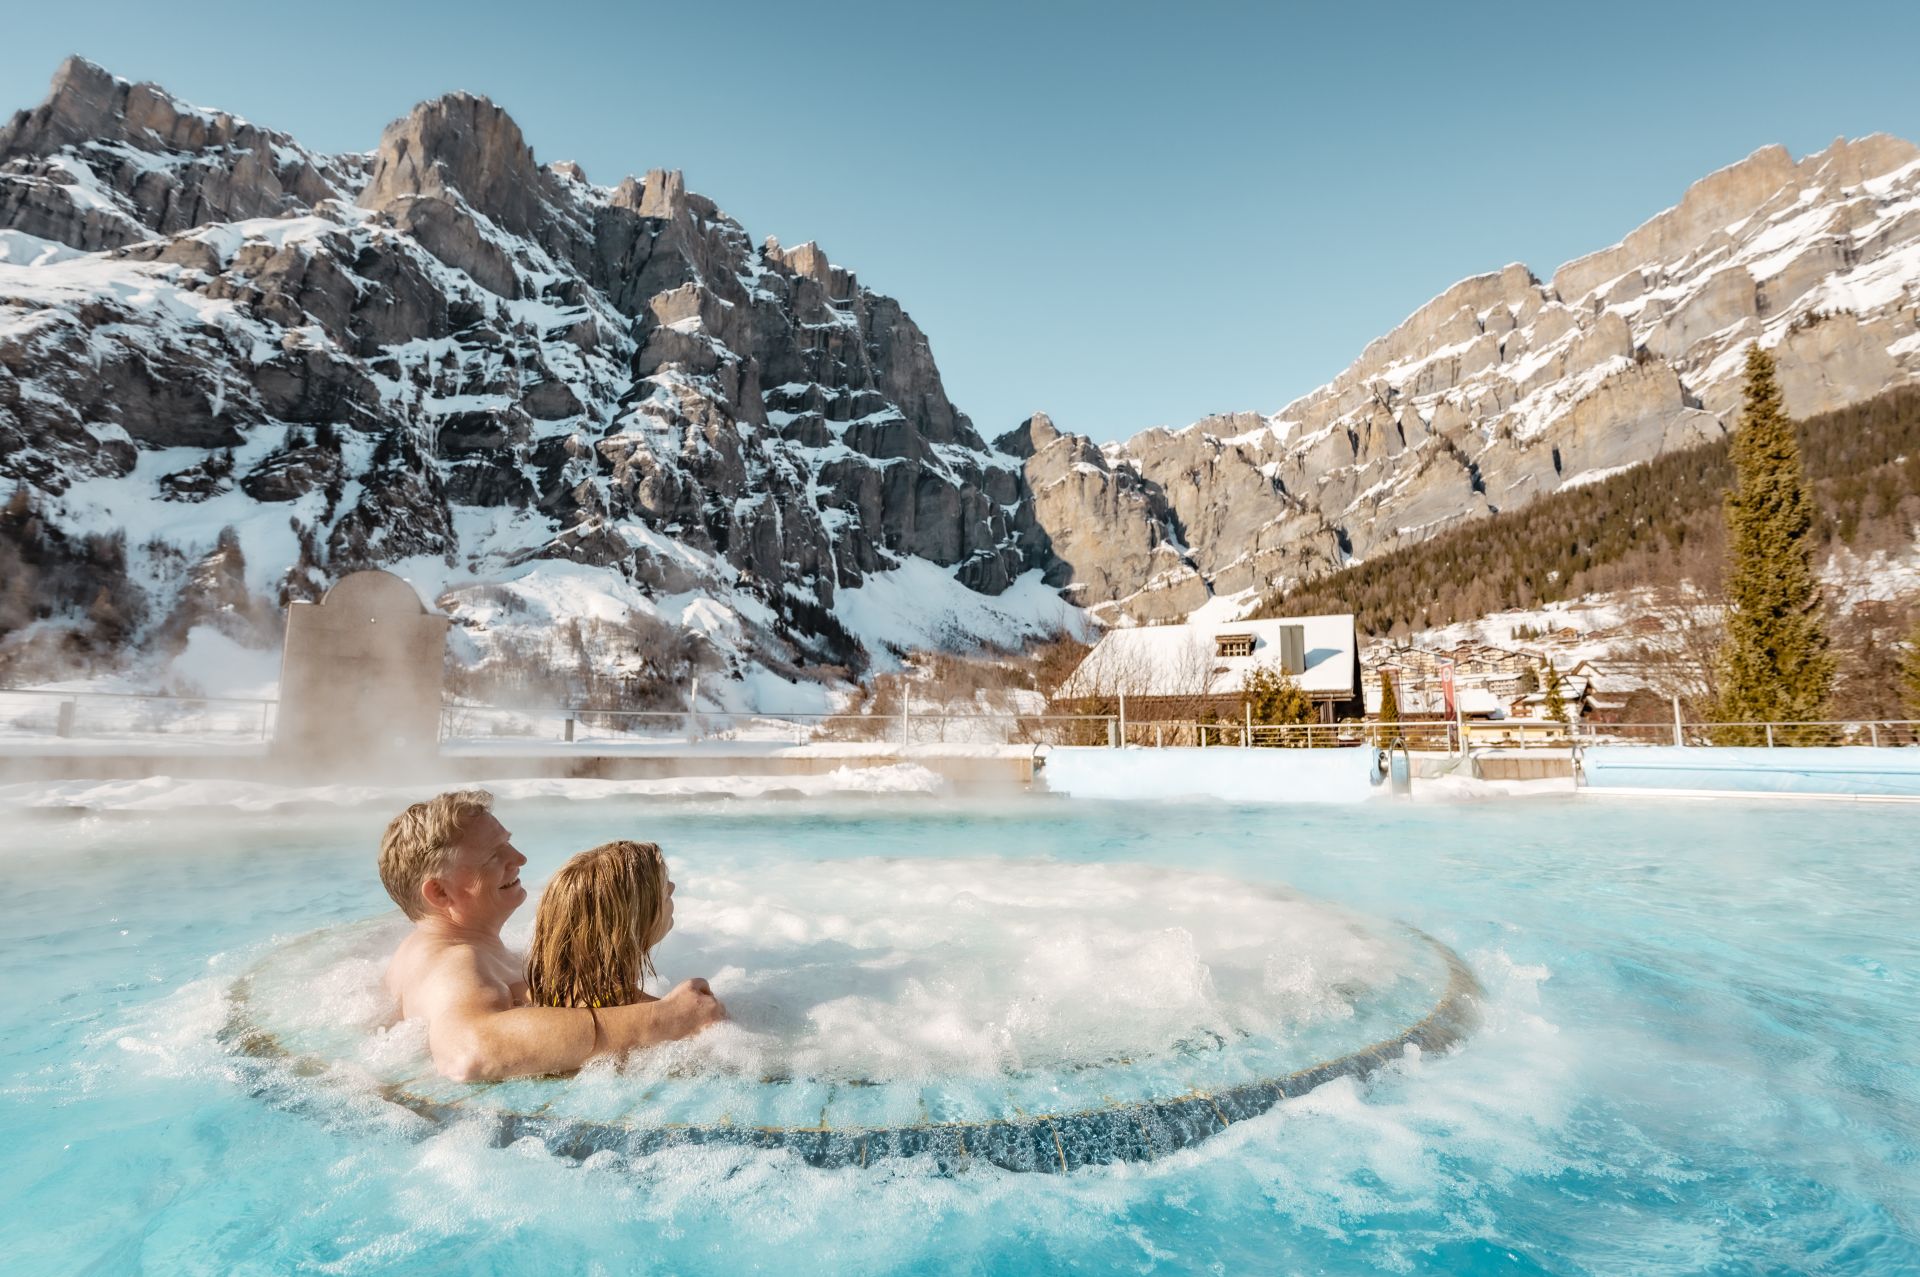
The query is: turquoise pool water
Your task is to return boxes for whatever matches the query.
[3,794,1917,1274]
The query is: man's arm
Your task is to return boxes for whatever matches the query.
[420,953,725,1081]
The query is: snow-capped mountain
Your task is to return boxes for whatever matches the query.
[1010,134,1920,621]
[5,57,1919,698]
[0,58,1064,701]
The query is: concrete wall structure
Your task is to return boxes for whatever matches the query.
[1039,745,1380,804]
[1580,746,1920,799]
[276,571,449,767]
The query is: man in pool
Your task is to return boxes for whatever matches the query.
[377,789,725,1081]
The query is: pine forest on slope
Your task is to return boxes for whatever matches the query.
[1254,384,1920,638]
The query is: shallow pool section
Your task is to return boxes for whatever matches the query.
[4,795,1918,1274]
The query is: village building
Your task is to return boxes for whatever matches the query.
[1364,683,1507,721]
[1056,614,1362,723]
[1361,642,1620,719]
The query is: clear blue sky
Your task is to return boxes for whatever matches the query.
[6,1,1918,442]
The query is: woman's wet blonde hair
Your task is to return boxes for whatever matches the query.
[525,840,670,1009]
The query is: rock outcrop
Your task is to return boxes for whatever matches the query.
[0,56,362,252]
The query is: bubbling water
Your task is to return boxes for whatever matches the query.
[229,859,1471,1164]
[623,858,1418,1082]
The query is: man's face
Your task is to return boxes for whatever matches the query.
[429,812,527,931]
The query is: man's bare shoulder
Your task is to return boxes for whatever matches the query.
[387,930,513,1021]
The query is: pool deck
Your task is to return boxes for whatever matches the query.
[5,739,1917,802]
[0,738,1044,787]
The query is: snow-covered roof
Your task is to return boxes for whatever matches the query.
[1059,614,1357,699]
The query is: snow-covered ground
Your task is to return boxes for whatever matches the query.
[1367,532,1920,683]
[0,764,948,813]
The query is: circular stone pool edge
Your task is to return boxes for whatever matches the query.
[219,929,1483,1175]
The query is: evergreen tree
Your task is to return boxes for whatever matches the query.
[1542,661,1568,724]
[1243,664,1315,745]
[1713,345,1833,741]
[1377,670,1400,724]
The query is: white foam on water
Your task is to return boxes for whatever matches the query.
[109,858,1449,1101]
[505,859,1423,1085]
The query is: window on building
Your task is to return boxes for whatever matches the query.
[1215,633,1255,658]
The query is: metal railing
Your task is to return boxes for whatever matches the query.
[1115,719,1455,750]
[0,687,276,748]
[2,684,1915,754]
[437,703,1123,748]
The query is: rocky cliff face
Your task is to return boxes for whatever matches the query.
[6,58,1919,686]
[0,59,1055,696]
[1018,135,1920,621]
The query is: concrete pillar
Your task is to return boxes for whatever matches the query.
[275,570,449,770]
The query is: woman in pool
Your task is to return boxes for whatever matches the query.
[525,840,677,1009]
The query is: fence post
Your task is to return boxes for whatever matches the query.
[1155,723,1163,748]
[1870,722,1879,748]
[1118,692,1127,748]
[564,715,575,743]
[56,700,75,738]
[1765,723,1774,748]
[687,676,701,743]
[1672,696,1683,747]
[1244,703,1252,748]
[902,699,911,746]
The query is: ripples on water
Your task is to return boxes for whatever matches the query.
[2,795,1916,1274]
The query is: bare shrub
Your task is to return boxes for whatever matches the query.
[1623,585,1726,720]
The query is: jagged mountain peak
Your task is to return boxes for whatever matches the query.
[0,60,1061,698]
[361,89,551,241]
[991,413,1060,460]
[1550,132,1920,303]
[762,238,855,299]
[0,57,362,254]
[4,61,1916,687]
[607,168,687,219]
[1003,132,1920,624]
[4,55,242,157]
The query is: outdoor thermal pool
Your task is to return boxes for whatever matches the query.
[2,791,1916,1275]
